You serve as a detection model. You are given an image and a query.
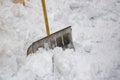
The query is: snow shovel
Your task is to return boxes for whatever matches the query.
[27,0,74,55]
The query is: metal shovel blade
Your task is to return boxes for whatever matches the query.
[27,26,75,55]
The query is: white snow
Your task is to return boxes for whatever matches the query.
[0,0,120,80]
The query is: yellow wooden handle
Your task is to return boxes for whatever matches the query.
[41,0,50,36]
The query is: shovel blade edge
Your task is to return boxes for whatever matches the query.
[27,26,75,55]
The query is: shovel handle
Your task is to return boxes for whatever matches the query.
[41,0,50,36]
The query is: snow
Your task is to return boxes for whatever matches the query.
[0,0,120,80]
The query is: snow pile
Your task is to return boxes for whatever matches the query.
[0,0,45,79]
[0,0,120,80]
[10,49,53,80]
[10,47,120,80]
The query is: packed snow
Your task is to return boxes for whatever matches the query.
[0,0,120,80]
